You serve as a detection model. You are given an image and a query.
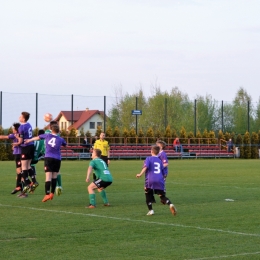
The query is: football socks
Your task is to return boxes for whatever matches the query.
[100,190,108,204]
[89,194,96,206]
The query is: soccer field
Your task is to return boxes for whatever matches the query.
[1,159,260,260]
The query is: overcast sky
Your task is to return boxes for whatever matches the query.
[1,0,260,103]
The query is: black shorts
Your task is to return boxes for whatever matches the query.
[44,157,61,173]
[14,154,21,168]
[145,188,165,196]
[93,179,112,189]
[21,145,34,160]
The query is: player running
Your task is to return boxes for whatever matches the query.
[136,145,177,216]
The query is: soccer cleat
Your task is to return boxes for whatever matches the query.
[147,210,154,216]
[86,204,96,208]
[42,194,51,202]
[170,204,177,216]
[11,187,21,194]
[17,193,28,198]
[22,185,31,194]
[103,203,110,206]
[55,186,62,196]
[29,182,39,193]
[49,193,54,200]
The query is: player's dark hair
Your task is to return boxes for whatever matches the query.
[151,145,160,155]
[12,123,20,132]
[21,112,30,121]
[38,129,45,135]
[51,124,59,134]
[50,120,58,126]
[94,149,102,157]
[156,140,166,149]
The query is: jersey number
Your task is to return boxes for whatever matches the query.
[48,138,56,147]
[154,162,161,174]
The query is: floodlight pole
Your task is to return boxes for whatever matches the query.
[104,96,106,132]
[0,91,2,126]
[136,97,138,135]
[36,93,38,128]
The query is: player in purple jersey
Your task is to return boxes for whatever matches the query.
[13,112,38,197]
[0,123,24,194]
[25,124,67,202]
[136,145,177,216]
[156,140,169,195]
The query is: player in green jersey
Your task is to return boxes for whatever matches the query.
[45,121,63,195]
[28,129,45,193]
[86,149,113,208]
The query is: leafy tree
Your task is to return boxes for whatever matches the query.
[232,87,252,134]
[95,125,102,137]
[122,128,129,144]
[138,128,145,144]
[202,129,209,144]
[105,125,113,143]
[188,131,195,144]
[251,132,258,159]
[79,127,85,137]
[113,126,121,144]
[196,95,219,133]
[196,131,202,144]
[68,128,77,144]
[146,127,155,144]
[208,130,216,144]
[242,131,251,159]
[235,134,243,158]
[0,126,8,160]
[179,127,187,144]
[85,130,91,139]
[164,125,172,144]
[129,128,136,144]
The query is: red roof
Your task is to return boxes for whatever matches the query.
[54,110,104,130]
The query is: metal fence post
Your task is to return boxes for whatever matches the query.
[71,94,74,127]
[0,91,2,126]
[194,99,197,136]
[221,100,224,132]
[104,96,106,132]
[164,97,167,130]
[248,100,250,132]
[36,93,38,128]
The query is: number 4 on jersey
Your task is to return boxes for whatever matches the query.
[48,137,56,147]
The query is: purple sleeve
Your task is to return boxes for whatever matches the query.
[39,134,47,139]
[8,134,15,140]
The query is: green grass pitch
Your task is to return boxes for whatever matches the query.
[1,159,260,260]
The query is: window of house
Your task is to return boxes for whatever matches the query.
[65,122,67,130]
[61,122,64,130]
[90,122,95,129]
[97,122,102,127]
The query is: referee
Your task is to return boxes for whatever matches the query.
[93,132,110,166]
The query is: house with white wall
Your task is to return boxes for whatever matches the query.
[53,108,104,136]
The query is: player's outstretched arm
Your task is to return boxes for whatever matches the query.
[24,136,40,144]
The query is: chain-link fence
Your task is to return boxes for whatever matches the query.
[0,91,259,135]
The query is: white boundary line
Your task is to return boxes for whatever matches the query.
[1,203,260,238]
[185,251,260,260]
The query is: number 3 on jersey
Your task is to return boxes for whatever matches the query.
[48,137,56,147]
